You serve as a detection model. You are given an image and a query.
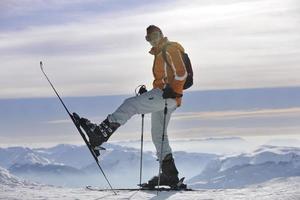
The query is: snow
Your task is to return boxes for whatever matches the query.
[1,144,300,189]
[220,145,300,171]
[0,167,23,186]
[0,143,217,187]
[0,166,35,187]
[35,144,93,168]
[0,176,299,199]
[1,143,300,199]
[188,145,300,189]
[0,147,51,168]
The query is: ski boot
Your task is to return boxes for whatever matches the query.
[140,153,186,190]
[73,113,120,150]
[140,177,187,190]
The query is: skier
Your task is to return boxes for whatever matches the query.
[76,25,188,188]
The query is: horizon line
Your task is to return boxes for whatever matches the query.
[1,85,300,101]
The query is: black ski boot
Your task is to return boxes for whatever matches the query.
[79,116,120,149]
[140,153,186,189]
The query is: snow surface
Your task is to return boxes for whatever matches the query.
[0,166,37,188]
[0,174,299,200]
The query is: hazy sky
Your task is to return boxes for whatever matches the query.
[0,0,300,147]
[1,88,300,147]
[0,0,300,99]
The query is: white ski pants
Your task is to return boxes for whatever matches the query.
[108,88,177,161]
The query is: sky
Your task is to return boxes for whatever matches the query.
[0,0,300,99]
[0,0,300,147]
[0,88,300,148]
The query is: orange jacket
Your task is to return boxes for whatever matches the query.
[149,37,187,106]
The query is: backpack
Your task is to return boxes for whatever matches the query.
[162,43,194,90]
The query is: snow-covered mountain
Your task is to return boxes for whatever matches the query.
[0,166,32,187]
[82,146,156,174]
[0,146,87,186]
[0,147,51,168]
[9,163,84,176]
[35,144,93,168]
[1,143,300,189]
[67,144,217,187]
[188,145,300,189]
[8,163,86,187]
[0,143,217,187]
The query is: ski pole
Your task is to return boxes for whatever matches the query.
[139,113,145,187]
[135,85,147,187]
[157,99,168,193]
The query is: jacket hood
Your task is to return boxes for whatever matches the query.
[149,37,184,55]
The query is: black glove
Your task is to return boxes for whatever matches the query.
[162,84,182,99]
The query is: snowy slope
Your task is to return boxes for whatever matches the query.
[188,145,300,189]
[0,176,299,200]
[0,166,34,187]
[0,167,22,186]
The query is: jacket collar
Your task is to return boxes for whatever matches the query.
[149,37,169,55]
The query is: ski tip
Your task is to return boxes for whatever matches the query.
[40,61,44,70]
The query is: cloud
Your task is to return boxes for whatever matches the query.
[0,0,300,98]
[169,126,300,139]
[172,107,300,121]
[158,107,300,140]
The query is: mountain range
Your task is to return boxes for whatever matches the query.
[188,145,300,188]
[0,140,299,188]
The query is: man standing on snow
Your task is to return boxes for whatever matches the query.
[76,25,188,188]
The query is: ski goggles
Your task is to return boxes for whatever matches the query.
[145,31,161,42]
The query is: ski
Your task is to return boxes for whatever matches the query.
[86,185,195,192]
[40,61,116,195]
[86,177,193,192]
